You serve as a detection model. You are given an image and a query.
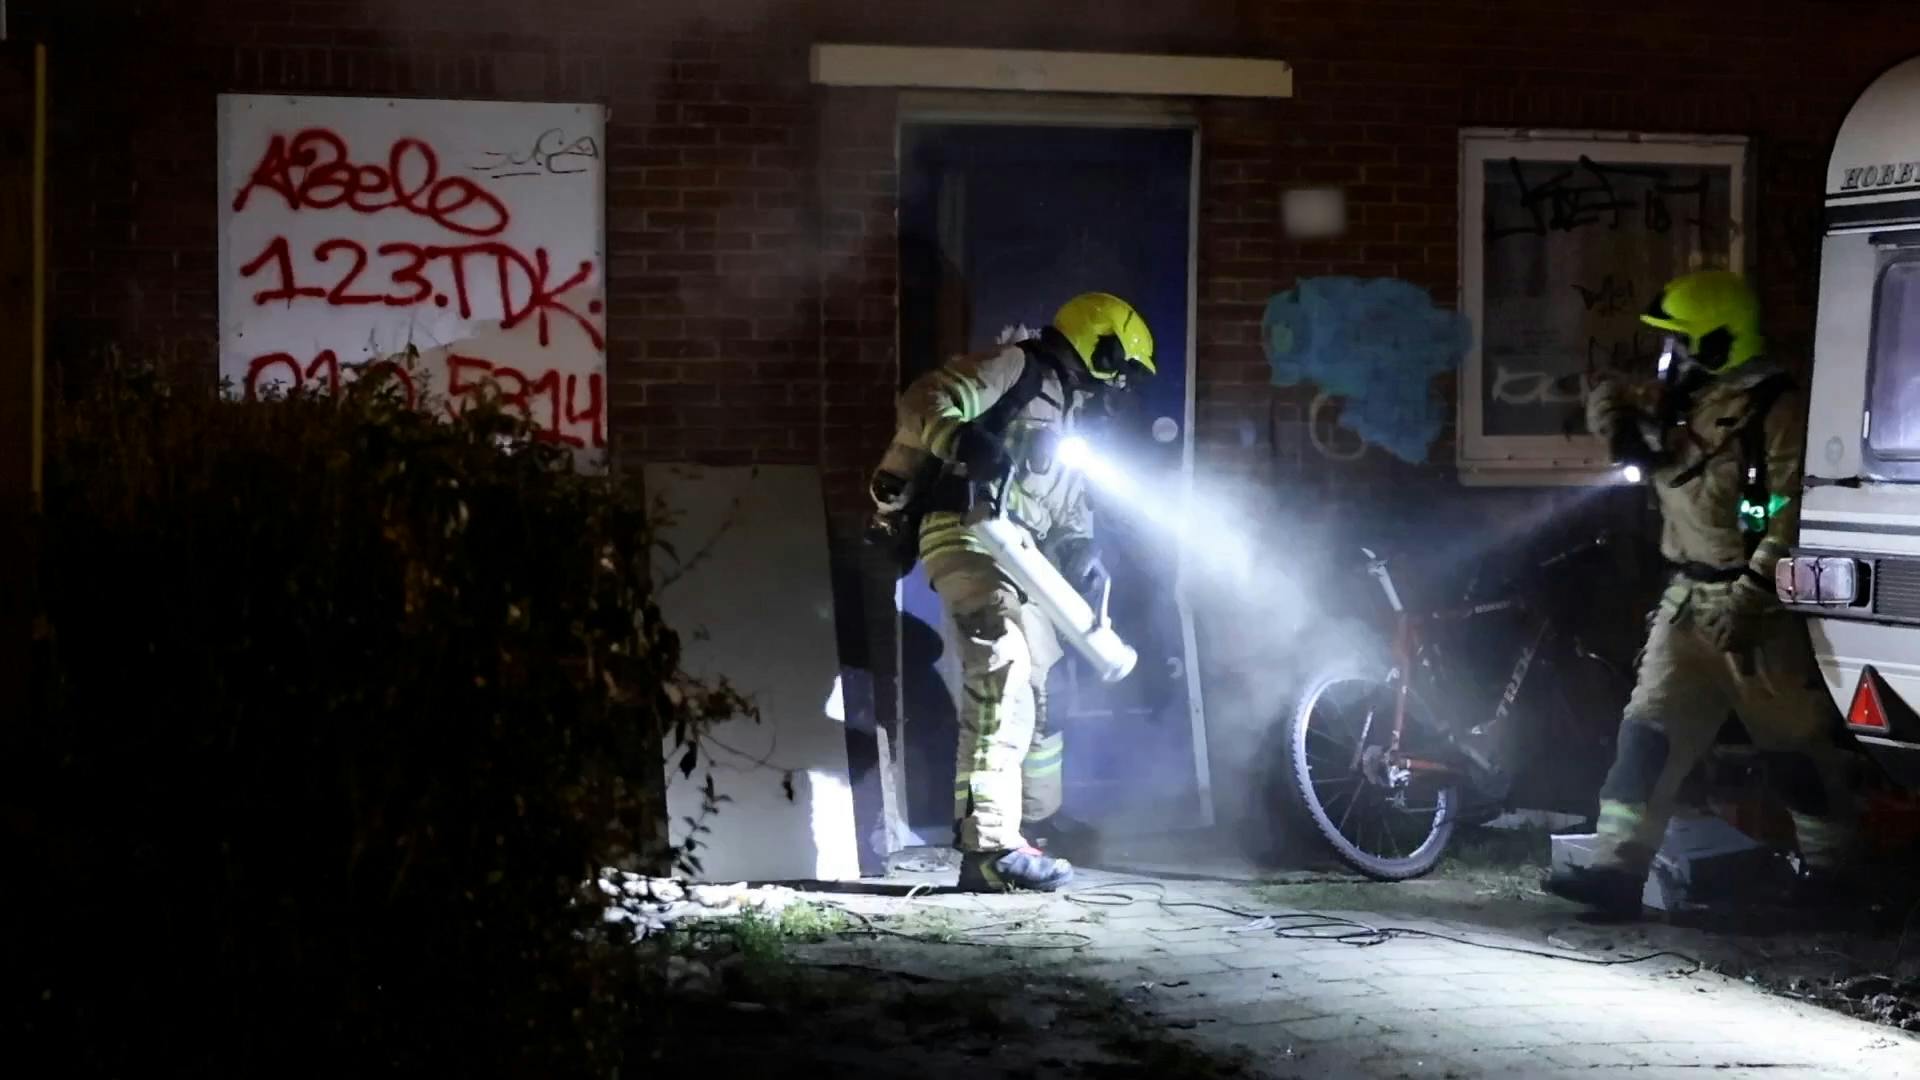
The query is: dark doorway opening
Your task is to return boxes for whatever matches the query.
[894,120,1209,844]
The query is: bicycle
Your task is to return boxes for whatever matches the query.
[1280,533,1632,880]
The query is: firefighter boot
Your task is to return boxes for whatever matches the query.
[958,846,1075,893]
[1543,863,1645,920]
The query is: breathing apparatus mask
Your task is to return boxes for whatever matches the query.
[1085,333,1152,390]
[1604,335,1700,472]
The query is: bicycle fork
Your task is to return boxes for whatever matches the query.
[1375,617,1424,787]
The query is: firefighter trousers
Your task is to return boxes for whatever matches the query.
[1592,582,1860,875]
[926,549,1066,852]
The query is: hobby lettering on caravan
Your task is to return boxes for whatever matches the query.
[1838,160,1920,191]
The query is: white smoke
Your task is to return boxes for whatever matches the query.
[1078,442,1394,848]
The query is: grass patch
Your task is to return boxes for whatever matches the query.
[1444,824,1552,870]
[889,905,964,944]
[668,900,852,968]
[723,902,852,963]
[1252,825,1554,912]
[1434,825,1551,901]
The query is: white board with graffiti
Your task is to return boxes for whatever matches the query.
[1458,130,1748,484]
[216,94,608,457]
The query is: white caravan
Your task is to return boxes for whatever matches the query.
[1776,55,1920,784]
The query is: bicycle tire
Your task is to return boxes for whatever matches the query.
[1283,667,1458,881]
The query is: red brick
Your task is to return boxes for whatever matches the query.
[686,318,754,340]
[609,145,682,170]
[650,339,722,361]
[647,253,718,275]
[680,146,758,168]
[683,189,756,210]
[610,185,682,211]
[683,231,754,253]
[649,126,718,147]
[1327,144,1397,165]
[644,166,716,188]
[660,81,721,104]
[646,210,719,229]
[720,126,794,147]
[1365,203,1428,225]
[644,382,718,404]
[1365,164,1429,185]
[715,168,793,190]
[686,104,752,126]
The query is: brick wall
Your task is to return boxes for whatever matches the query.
[24,0,1920,501]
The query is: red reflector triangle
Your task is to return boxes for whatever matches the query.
[1851,670,1890,731]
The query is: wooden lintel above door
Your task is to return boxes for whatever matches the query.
[810,45,1293,99]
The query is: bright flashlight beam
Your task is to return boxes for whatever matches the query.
[1057,435,1091,469]
[1059,436,1255,584]
[1058,436,1138,503]
[1622,464,1643,484]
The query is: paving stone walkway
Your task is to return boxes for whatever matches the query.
[795,870,1920,1078]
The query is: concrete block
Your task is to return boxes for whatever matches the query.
[1551,812,1790,912]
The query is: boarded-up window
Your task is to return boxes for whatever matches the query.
[217,94,609,463]
[1459,132,1748,484]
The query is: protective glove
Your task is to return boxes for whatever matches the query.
[1052,537,1110,603]
[1584,377,1630,441]
[951,423,1011,484]
[1587,377,1667,467]
[1692,576,1776,655]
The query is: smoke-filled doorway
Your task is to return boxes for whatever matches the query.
[894,118,1209,848]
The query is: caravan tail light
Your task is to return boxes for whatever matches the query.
[1775,556,1866,606]
[1850,668,1890,732]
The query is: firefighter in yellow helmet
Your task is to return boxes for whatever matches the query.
[865,292,1154,892]
[1547,269,1861,916]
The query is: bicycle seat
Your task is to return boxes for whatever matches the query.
[1357,547,1400,588]
[1357,544,1408,567]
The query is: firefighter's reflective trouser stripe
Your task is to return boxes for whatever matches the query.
[1594,581,1859,874]
[929,549,1064,852]
[1023,687,1066,824]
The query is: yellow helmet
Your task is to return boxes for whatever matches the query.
[1052,292,1155,382]
[1639,270,1764,373]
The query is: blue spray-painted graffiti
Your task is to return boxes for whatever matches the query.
[1262,277,1473,465]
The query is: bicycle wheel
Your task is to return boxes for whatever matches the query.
[1283,668,1458,881]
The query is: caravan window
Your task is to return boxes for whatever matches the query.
[1869,258,1920,461]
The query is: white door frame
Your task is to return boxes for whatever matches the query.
[894,93,1215,827]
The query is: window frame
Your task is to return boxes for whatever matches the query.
[1457,129,1751,486]
[1862,239,1920,481]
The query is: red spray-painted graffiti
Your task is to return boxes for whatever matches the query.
[244,350,415,408]
[243,350,605,449]
[229,120,607,450]
[232,129,512,238]
[238,235,605,350]
[446,355,605,448]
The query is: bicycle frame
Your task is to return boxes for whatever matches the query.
[1365,553,1560,789]
[1286,536,1620,876]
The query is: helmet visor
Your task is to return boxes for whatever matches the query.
[1086,335,1133,383]
[1658,334,1688,378]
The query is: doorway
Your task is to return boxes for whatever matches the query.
[894,116,1209,844]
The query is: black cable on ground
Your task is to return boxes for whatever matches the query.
[1065,881,1703,973]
